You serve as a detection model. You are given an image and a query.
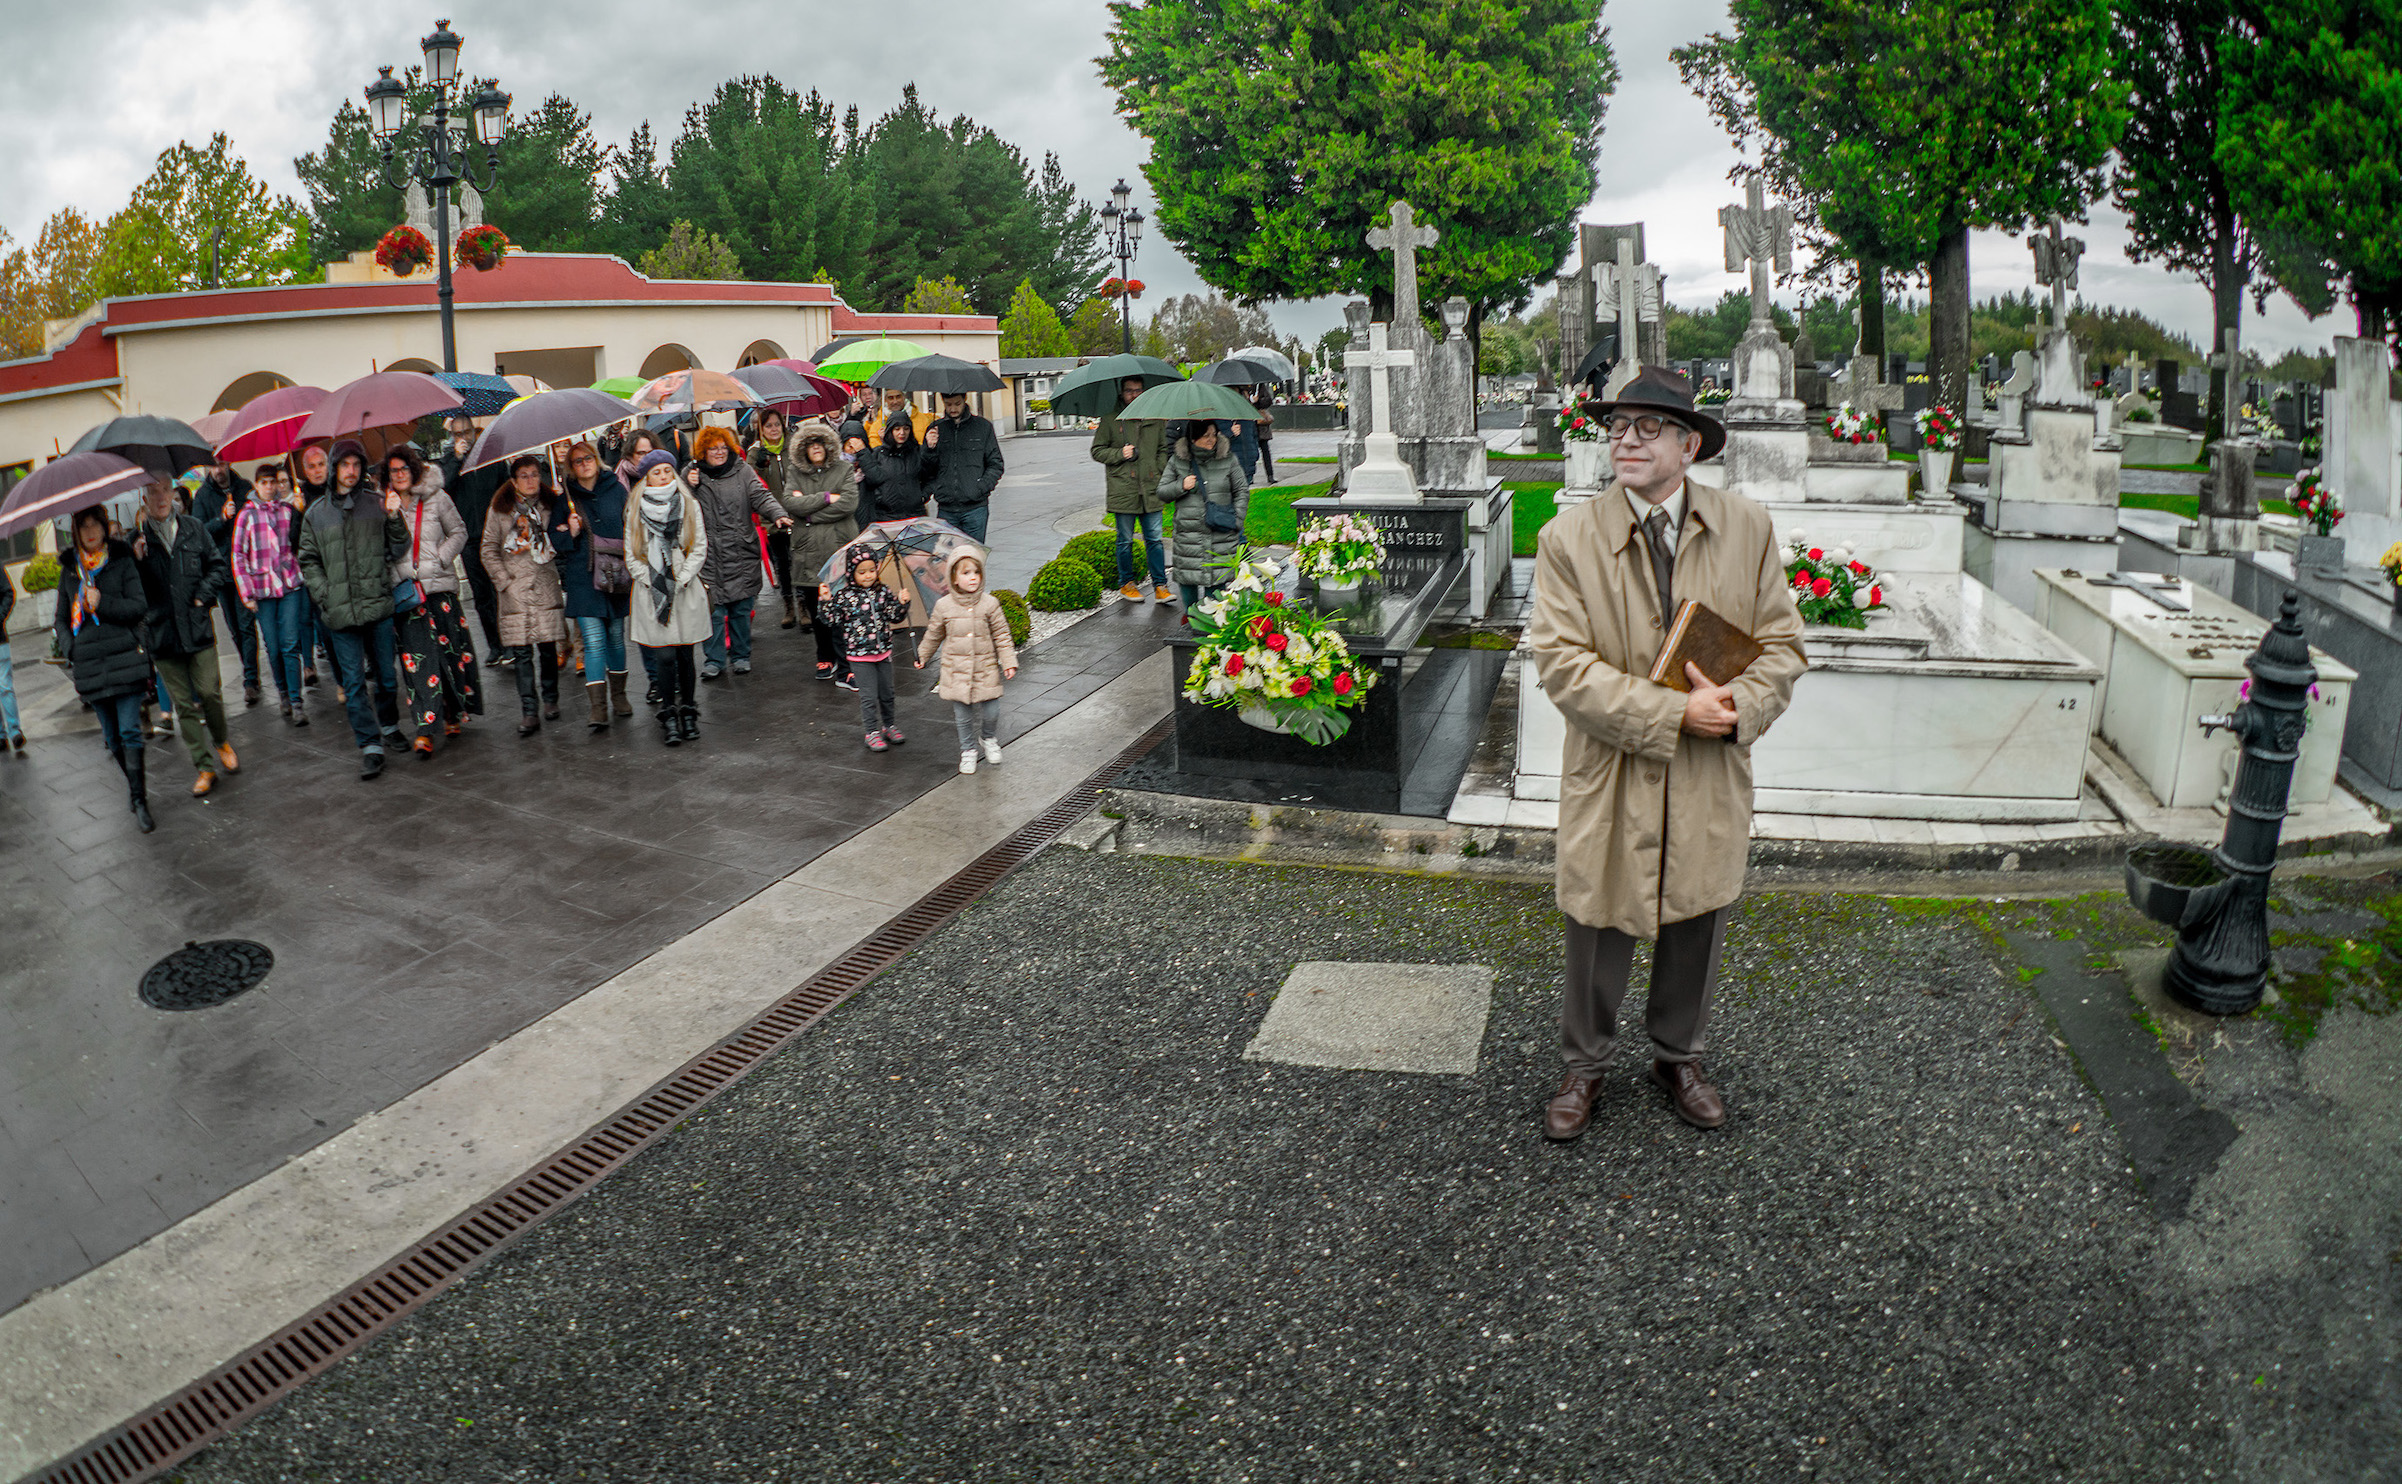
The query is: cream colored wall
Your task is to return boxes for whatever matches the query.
[1,303,1002,468]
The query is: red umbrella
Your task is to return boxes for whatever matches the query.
[215,384,330,463]
[730,363,847,419]
[295,371,458,444]
[0,452,153,539]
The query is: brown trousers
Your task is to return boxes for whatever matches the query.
[1559,906,1727,1073]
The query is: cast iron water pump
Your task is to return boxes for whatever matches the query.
[2124,590,2318,1014]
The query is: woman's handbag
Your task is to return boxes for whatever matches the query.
[568,493,634,595]
[391,500,427,615]
[1198,454,1243,533]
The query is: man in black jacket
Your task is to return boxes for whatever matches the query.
[195,462,263,706]
[922,392,1005,542]
[136,481,240,796]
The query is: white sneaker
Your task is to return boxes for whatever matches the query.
[959,750,978,774]
[980,737,1002,765]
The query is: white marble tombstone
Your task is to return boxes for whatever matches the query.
[2327,335,2402,559]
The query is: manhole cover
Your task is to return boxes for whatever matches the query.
[140,940,275,1011]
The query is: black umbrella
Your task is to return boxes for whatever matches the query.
[810,335,870,363]
[1571,334,1620,388]
[464,388,642,470]
[869,353,1005,395]
[68,415,216,479]
[1193,358,1283,387]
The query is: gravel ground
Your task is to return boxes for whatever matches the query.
[164,855,2383,1484]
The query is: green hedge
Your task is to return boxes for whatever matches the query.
[993,588,1031,646]
[1057,529,1133,580]
[1027,557,1103,611]
[19,552,61,593]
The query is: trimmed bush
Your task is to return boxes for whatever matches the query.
[1026,557,1103,611]
[1057,528,1135,581]
[993,588,1031,647]
[19,552,61,593]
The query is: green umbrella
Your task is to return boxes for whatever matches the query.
[815,337,932,381]
[592,376,646,397]
[1115,378,1261,423]
[1045,354,1186,419]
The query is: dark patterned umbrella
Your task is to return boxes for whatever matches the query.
[433,371,519,418]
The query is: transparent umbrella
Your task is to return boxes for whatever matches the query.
[815,516,984,621]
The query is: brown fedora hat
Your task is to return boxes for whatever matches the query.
[1594,364,1726,461]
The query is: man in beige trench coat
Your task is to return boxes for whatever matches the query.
[1526,366,1808,1137]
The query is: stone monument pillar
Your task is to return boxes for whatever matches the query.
[2327,335,2401,558]
[1716,177,1807,505]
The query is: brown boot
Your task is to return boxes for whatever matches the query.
[1649,1059,1726,1129]
[607,669,633,717]
[780,594,799,629]
[1543,1071,1604,1142]
[586,681,611,731]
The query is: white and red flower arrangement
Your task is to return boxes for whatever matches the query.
[455,224,509,272]
[375,225,432,278]
[1913,404,1962,453]
[1293,511,1385,586]
[1783,537,1888,630]
[1823,401,1880,444]
[1554,390,1608,443]
[1183,550,1379,744]
[2289,466,2342,535]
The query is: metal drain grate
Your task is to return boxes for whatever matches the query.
[29,713,1172,1484]
[139,941,274,1011]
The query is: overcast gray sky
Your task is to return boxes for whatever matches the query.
[0,0,2344,357]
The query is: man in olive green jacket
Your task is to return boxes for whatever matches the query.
[1090,377,1172,600]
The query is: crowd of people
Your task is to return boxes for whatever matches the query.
[27,386,1031,833]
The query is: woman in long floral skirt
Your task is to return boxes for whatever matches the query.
[383,445,483,754]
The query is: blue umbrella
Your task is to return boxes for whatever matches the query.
[434,371,518,418]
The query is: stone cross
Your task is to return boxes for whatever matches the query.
[1719,176,1794,331]
[2088,570,2192,613]
[1997,350,2036,426]
[1366,200,1440,328]
[2028,220,2086,335]
[1346,321,1416,441]
[1594,236,1663,395]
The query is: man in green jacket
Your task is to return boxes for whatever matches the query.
[1090,377,1172,601]
[298,438,410,779]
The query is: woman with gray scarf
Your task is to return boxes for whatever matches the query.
[623,451,711,746]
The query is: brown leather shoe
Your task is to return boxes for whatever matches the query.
[1650,1059,1726,1129]
[1543,1071,1605,1142]
[215,742,239,774]
[189,769,216,797]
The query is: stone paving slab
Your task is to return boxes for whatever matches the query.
[149,861,2401,1483]
[1244,960,1494,1074]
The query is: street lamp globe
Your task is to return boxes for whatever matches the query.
[420,18,463,90]
[471,82,512,146]
[1110,178,1132,214]
[1099,200,1119,224]
[364,67,408,140]
[1128,209,1144,249]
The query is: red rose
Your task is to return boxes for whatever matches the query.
[1811,577,1833,598]
[1291,675,1312,696]
[1332,671,1353,696]
[1850,561,1869,576]
[1247,615,1271,638]
[1264,592,1284,606]
[1868,585,1882,606]
[1225,654,1244,675]
[1791,570,1810,588]
[1807,547,1824,562]
[1265,632,1288,652]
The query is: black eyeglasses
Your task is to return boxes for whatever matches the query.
[1605,413,1689,443]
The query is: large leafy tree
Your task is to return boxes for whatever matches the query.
[2218,0,2402,358]
[2111,0,2254,430]
[1099,0,1616,350]
[902,275,978,315]
[638,220,744,281]
[1676,0,2127,415]
[1065,295,1125,355]
[1147,292,1278,364]
[484,93,607,250]
[94,134,312,298]
[660,76,871,289]
[0,208,109,356]
[594,122,675,264]
[999,278,1075,357]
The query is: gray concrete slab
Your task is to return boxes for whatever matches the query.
[1244,959,1494,1073]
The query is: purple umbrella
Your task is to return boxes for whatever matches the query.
[0,452,154,539]
[294,371,461,444]
[463,388,642,471]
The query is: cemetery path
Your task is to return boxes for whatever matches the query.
[150,859,2401,1483]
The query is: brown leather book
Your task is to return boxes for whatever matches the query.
[1646,600,1764,692]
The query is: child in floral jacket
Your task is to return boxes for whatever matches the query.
[823,544,913,750]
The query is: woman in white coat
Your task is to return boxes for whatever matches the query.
[624,450,711,747]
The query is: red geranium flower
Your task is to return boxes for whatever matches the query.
[1264,592,1283,606]
[1332,671,1353,696]
[1265,632,1288,652]
[1811,577,1833,598]
[1290,675,1312,696]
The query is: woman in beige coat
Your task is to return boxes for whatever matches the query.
[481,455,568,734]
[1524,367,1806,1137]
[914,550,1016,773]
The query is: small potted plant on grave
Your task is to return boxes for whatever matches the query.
[1555,390,1610,490]
[2380,542,2402,611]
[375,224,433,278]
[1293,511,1385,610]
[1183,550,1379,742]
[455,224,510,272]
[1913,404,1961,499]
[2287,467,2345,571]
[1783,538,1889,630]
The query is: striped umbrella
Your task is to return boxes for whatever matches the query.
[214,385,329,463]
[0,452,154,538]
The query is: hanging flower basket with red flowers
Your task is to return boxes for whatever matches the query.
[1098,276,1127,300]
[376,225,433,278]
[1125,278,1146,298]
[455,224,510,272]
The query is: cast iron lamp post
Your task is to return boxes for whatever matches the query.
[1098,177,1145,355]
[363,19,511,373]
[2125,590,2319,1013]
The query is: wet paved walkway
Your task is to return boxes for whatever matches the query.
[0,595,1177,1315]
